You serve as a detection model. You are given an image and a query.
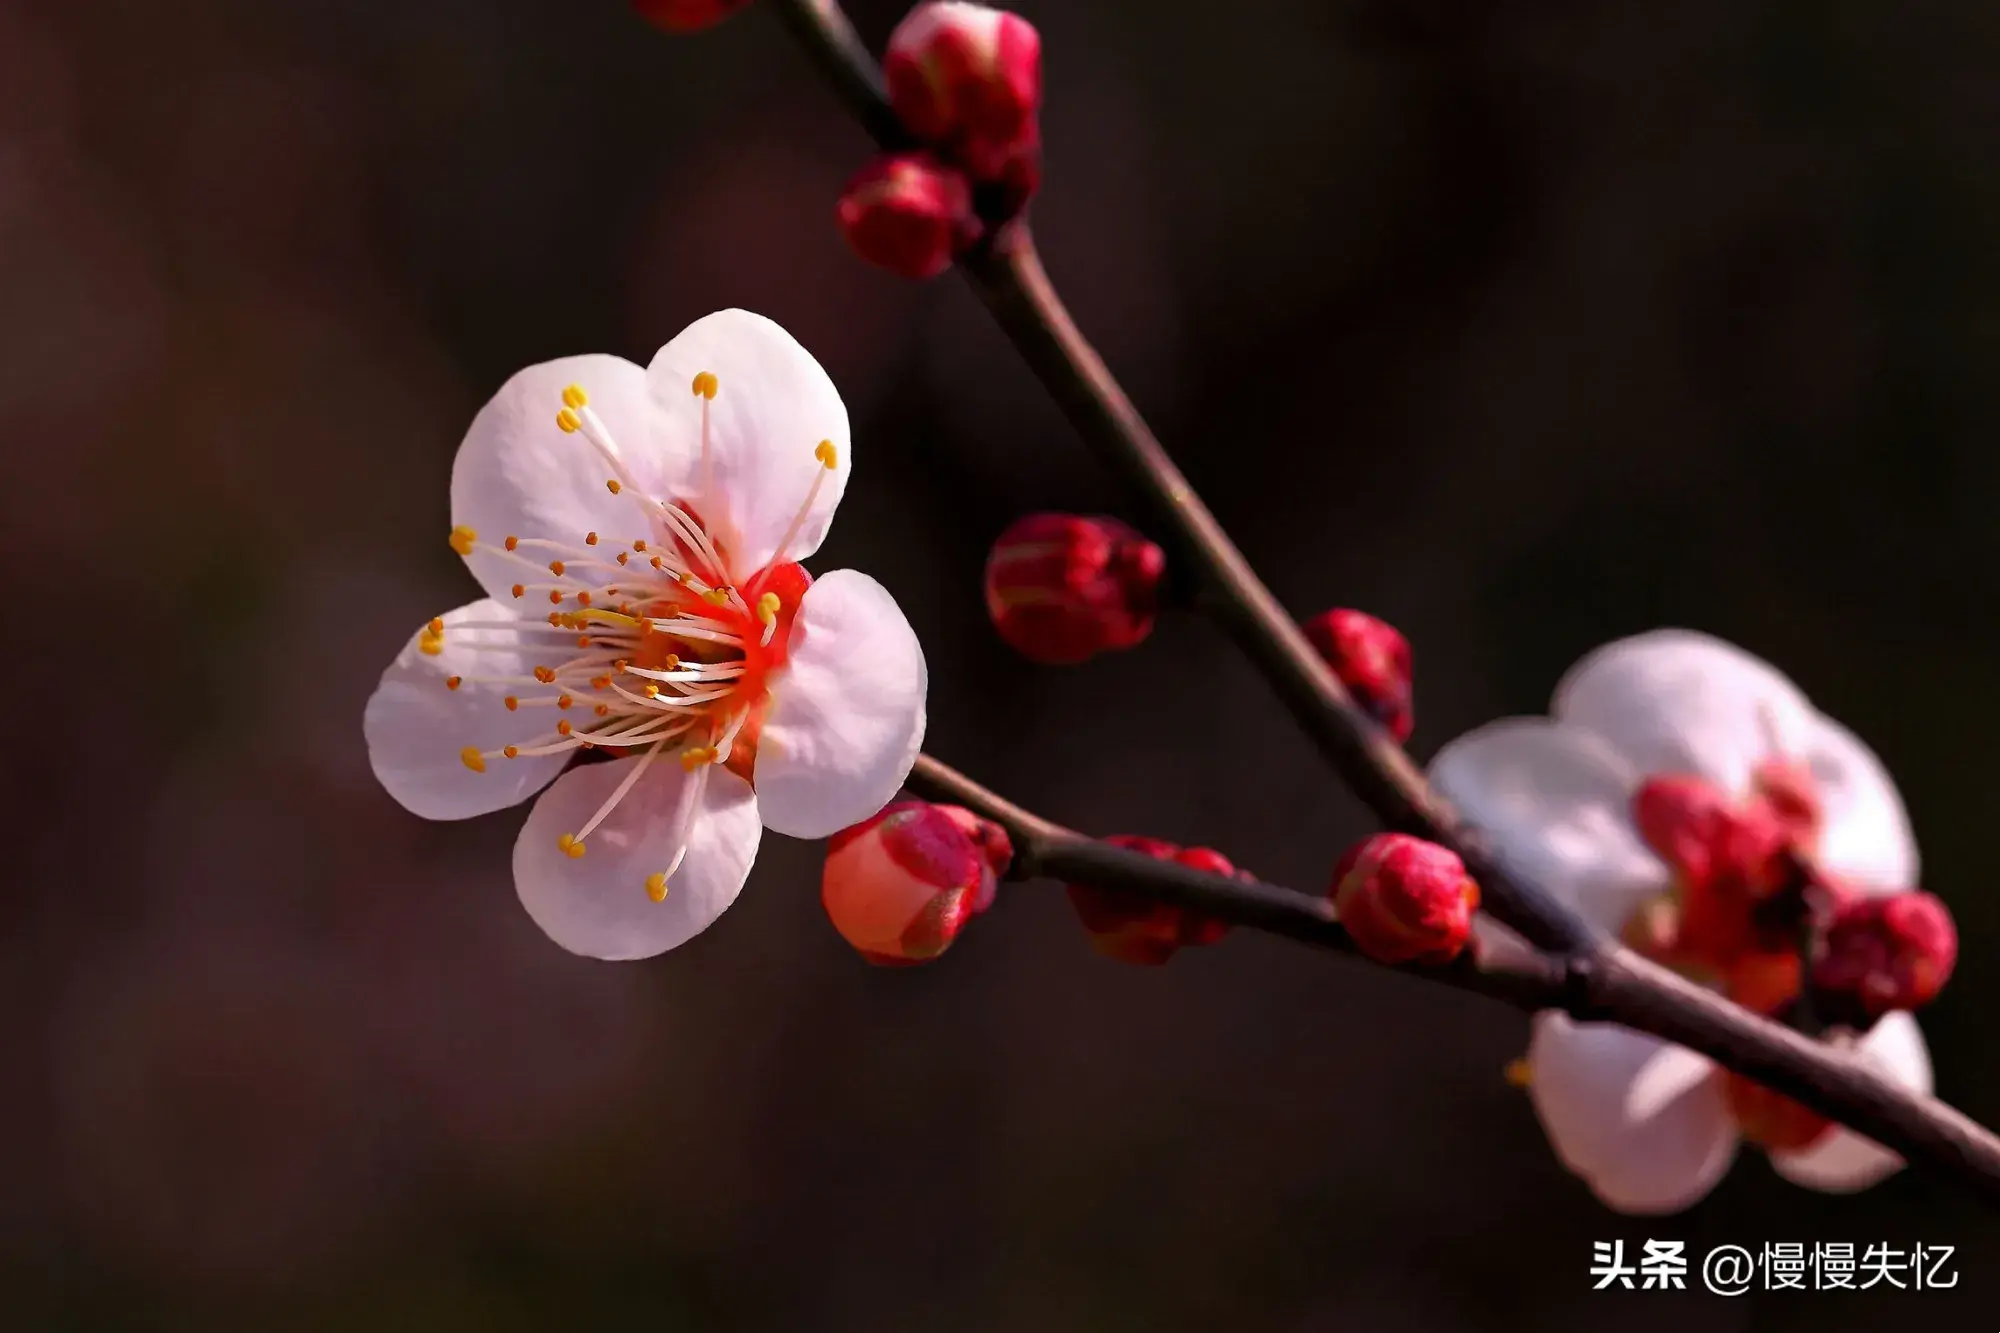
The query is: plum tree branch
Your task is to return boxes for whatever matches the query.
[771,0,2000,1206]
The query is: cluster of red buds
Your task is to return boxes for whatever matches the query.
[984,513,1165,665]
[838,4,1044,278]
[822,801,1012,965]
[1064,836,1240,966]
[1303,609,1415,742]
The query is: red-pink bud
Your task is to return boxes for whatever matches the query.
[984,513,1166,665]
[1064,836,1235,966]
[1301,609,1414,742]
[835,153,979,280]
[1329,833,1479,965]
[1813,891,1958,1018]
[631,0,752,33]
[884,4,1042,167]
[823,801,1012,965]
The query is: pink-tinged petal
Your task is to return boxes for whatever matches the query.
[1803,714,1918,893]
[513,757,761,961]
[1553,630,1815,799]
[450,354,670,603]
[1770,1012,1931,1192]
[1428,719,1667,932]
[754,570,926,840]
[363,599,568,820]
[645,310,851,575]
[1527,1014,1739,1214]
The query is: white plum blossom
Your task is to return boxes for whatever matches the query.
[1428,630,1929,1212]
[365,310,927,961]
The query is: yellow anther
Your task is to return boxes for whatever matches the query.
[756,591,782,624]
[557,833,586,859]
[815,439,838,469]
[649,555,664,570]
[638,618,656,633]
[548,560,565,576]
[549,590,563,605]
[577,591,593,607]
[511,583,525,599]
[692,371,718,400]
[428,618,445,635]
[562,383,589,410]
[460,746,487,774]
[612,658,630,671]
[585,531,599,546]
[418,631,444,657]
[556,407,582,433]
[557,694,574,710]
[663,654,680,670]
[595,703,611,717]
[591,675,612,690]
[448,525,478,556]
[633,539,648,552]
[534,666,557,683]
[505,536,520,551]
[645,872,669,902]
[606,478,623,495]
[445,676,463,691]
[616,551,630,566]
[644,684,661,699]
[679,746,717,772]
[503,745,519,759]
[504,696,520,711]
[575,635,591,648]
[1503,1058,1533,1090]
[556,720,573,737]
[547,612,563,626]
[701,586,731,607]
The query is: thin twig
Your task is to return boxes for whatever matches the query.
[909,754,2000,1201]
[769,0,2000,1205]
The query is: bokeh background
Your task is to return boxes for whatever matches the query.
[2,0,1996,1328]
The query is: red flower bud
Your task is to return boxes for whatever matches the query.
[1064,836,1235,966]
[984,513,1166,665]
[1329,833,1479,966]
[1813,891,1958,1018]
[1630,774,1734,887]
[1301,609,1414,742]
[835,153,980,280]
[884,4,1042,171]
[631,0,753,33]
[823,801,1012,965]
[1723,1070,1834,1153]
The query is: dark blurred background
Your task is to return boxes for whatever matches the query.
[2,0,1996,1328]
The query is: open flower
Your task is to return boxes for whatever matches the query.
[1429,630,1928,1211]
[365,311,927,961]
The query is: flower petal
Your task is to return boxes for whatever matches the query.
[1527,1014,1739,1214]
[753,569,926,840]
[1804,714,1918,893]
[1428,719,1666,931]
[513,756,761,961]
[1553,630,1815,798]
[451,353,670,603]
[1769,1012,1931,1193]
[364,599,569,820]
[645,310,851,575]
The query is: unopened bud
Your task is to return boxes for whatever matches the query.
[836,153,980,280]
[631,0,752,33]
[1064,836,1235,966]
[1329,833,1479,965]
[1723,1070,1834,1153]
[1301,609,1414,742]
[823,801,1012,965]
[984,513,1166,665]
[884,4,1042,175]
[1813,891,1958,1020]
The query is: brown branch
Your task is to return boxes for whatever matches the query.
[768,0,2000,1206]
[910,755,2000,1202]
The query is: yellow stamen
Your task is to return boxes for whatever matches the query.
[460,747,486,773]
[814,439,838,469]
[503,745,519,759]
[701,586,731,607]
[418,630,444,657]
[756,591,782,624]
[504,696,519,711]
[585,532,599,546]
[645,872,669,902]
[557,694,573,710]
[556,720,573,737]
[548,560,565,576]
[680,746,717,772]
[561,383,589,409]
[1503,1058,1533,1090]
[556,407,582,433]
[445,676,462,691]
[606,478,622,495]
[505,536,520,551]
[691,371,718,400]
[534,667,556,684]
[511,583,525,599]
[633,539,648,552]
[428,618,444,635]
[447,525,478,556]
[557,833,586,859]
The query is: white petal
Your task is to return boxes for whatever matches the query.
[1428,719,1667,932]
[1804,713,1918,892]
[363,599,569,820]
[450,354,670,603]
[1527,1014,1739,1214]
[753,569,926,840]
[513,757,761,961]
[645,310,851,575]
[1553,630,1815,798]
[1770,1012,1932,1192]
